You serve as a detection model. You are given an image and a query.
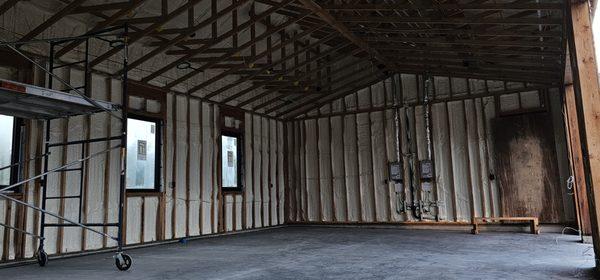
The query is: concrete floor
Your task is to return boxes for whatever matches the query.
[0,226,596,279]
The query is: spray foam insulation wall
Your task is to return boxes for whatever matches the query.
[285,74,573,224]
[0,65,285,262]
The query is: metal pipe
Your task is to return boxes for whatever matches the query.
[0,222,44,240]
[116,23,129,253]
[0,191,117,241]
[0,145,121,193]
[0,152,50,172]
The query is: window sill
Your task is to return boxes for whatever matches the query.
[126,191,162,197]
[222,189,244,195]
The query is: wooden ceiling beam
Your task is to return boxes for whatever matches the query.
[364,36,562,48]
[297,0,394,72]
[140,0,298,85]
[221,45,361,105]
[89,0,206,68]
[20,0,87,42]
[121,0,251,75]
[349,27,563,38]
[69,2,130,14]
[227,49,366,106]
[55,0,149,58]
[319,3,565,11]
[163,24,322,91]
[250,55,371,110]
[337,15,563,26]
[200,34,345,100]
[370,42,563,57]
[273,71,387,117]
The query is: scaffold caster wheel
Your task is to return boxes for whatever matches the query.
[36,249,48,267]
[115,253,132,271]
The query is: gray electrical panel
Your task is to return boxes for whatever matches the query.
[420,160,434,180]
[389,161,403,182]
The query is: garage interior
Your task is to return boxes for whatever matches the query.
[0,0,599,278]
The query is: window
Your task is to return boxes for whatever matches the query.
[221,132,242,192]
[126,116,161,191]
[0,114,21,189]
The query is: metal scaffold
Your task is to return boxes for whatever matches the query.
[0,25,132,271]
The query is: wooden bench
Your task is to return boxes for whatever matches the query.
[471,217,539,235]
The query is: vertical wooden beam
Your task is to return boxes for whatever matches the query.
[367,87,377,221]
[302,120,309,221]
[199,103,204,234]
[186,97,191,237]
[354,92,363,222]
[171,97,177,238]
[217,108,223,233]
[158,98,168,241]
[242,115,248,229]
[283,122,290,223]
[341,97,349,222]
[267,120,272,226]
[276,121,281,225]
[250,115,256,228]
[568,0,600,266]
[328,104,336,222]
[210,105,216,233]
[565,84,592,236]
[259,117,265,226]
[315,117,323,222]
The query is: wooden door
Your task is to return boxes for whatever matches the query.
[493,112,564,223]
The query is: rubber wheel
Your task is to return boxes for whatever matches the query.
[36,250,48,267]
[115,253,132,271]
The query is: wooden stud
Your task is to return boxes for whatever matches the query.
[186,97,191,237]
[171,96,177,239]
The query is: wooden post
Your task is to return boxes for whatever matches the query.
[564,84,592,237]
[567,0,600,268]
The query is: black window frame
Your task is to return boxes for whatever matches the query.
[220,130,243,193]
[0,115,23,192]
[125,114,162,193]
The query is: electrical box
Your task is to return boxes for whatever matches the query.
[420,160,434,180]
[389,161,403,182]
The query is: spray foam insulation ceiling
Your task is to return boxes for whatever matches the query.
[1,0,565,119]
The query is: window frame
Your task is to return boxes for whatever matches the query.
[220,130,243,193]
[126,114,162,193]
